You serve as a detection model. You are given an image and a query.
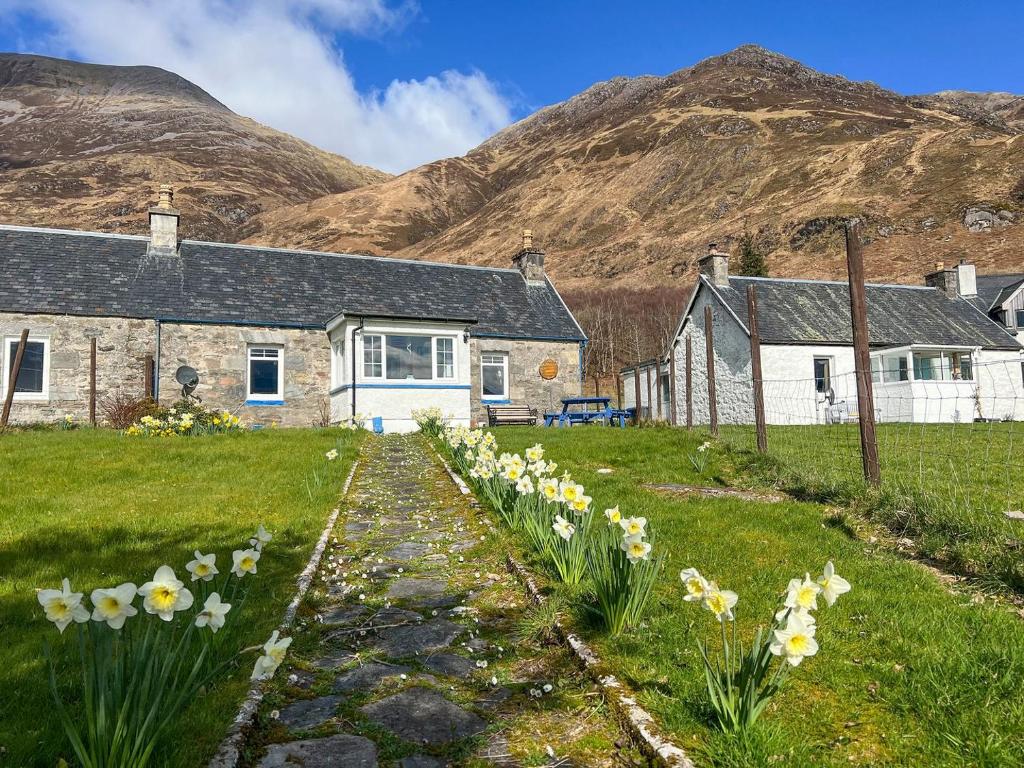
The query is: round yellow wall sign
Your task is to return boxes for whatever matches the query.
[539,359,559,380]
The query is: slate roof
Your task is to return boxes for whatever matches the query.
[700,276,1021,351]
[970,273,1024,314]
[0,226,585,341]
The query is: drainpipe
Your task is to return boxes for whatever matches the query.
[350,318,363,426]
[154,319,162,404]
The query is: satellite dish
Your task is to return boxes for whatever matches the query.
[175,365,201,400]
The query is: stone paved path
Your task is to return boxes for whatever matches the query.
[247,434,642,767]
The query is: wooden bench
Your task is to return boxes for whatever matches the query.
[486,404,538,426]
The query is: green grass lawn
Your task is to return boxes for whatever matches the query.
[720,422,1024,591]
[0,427,362,767]
[492,425,1024,767]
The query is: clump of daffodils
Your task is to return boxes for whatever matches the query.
[125,398,242,437]
[412,406,449,437]
[36,524,289,768]
[681,561,851,732]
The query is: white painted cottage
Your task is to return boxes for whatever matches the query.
[664,250,1024,426]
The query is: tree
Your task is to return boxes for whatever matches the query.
[738,232,768,277]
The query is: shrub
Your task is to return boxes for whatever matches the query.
[100,391,158,429]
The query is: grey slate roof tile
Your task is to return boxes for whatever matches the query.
[0,226,585,341]
[708,276,1021,351]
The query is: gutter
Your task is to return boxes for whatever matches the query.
[154,319,161,404]
[350,318,364,426]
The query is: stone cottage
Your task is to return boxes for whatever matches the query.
[0,187,585,431]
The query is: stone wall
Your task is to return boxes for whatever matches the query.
[158,323,331,427]
[468,338,582,425]
[0,312,155,424]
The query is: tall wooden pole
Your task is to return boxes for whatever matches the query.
[144,354,155,399]
[846,221,881,486]
[615,371,623,409]
[0,328,29,429]
[654,363,662,420]
[89,337,97,426]
[685,336,693,429]
[747,285,768,453]
[704,305,718,437]
[669,346,678,426]
[633,366,642,425]
[645,366,653,422]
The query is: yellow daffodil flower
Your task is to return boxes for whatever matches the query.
[679,567,709,602]
[139,566,194,621]
[604,506,622,525]
[770,610,819,666]
[619,516,647,537]
[37,578,90,633]
[784,574,821,612]
[90,583,138,630]
[232,548,261,577]
[621,535,652,564]
[703,583,739,622]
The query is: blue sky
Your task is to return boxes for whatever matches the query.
[1,1,1022,172]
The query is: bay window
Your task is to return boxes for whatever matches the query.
[362,333,458,381]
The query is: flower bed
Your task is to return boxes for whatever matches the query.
[125,398,243,437]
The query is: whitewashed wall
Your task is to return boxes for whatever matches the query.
[620,362,670,419]
[976,350,1024,421]
[760,345,858,425]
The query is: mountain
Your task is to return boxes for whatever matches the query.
[247,45,1024,289]
[0,54,388,242]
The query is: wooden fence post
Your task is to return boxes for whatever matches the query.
[633,366,642,425]
[89,337,97,426]
[685,336,693,429]
[615,371,622,409]
[144,354,155,399]
[845,220,881,486]
[747,285,768,453]
[645,365,653,422]
[654,363,662,421]
[0,328,29,429]
[669,346,678,425]
[704,305,719,437]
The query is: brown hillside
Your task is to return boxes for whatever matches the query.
[0,54,389,243]
[249,45,1024,288]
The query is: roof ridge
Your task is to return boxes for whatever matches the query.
[0,223,149,241]
[729,275,935,290]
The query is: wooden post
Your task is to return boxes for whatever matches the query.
[89,337,97,426]
[144,355,155,399]
[704,305,718,436]
[685,336,693,429]
[846,221,881,486]
[0,328,29,429]
[747,285,768,453]
[654,363,662,421]
[633,366,642,425]
[645,365,653,422]
[615,370,623,409]
[669,347,678,425]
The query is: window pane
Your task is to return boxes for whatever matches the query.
[913,351,948,381]
[813,358,830,393]
[386,335,431,380]
[1017,310,1024,328]
[882,355,908,383]
[436,338,454,378]
[363,336,382,377]
[249,359,279,395]
[482,351,506,397]
[9,341,44,393]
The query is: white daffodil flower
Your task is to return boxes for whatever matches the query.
[619,516,647,537]
[559,481,583,504]
[770,610,819,666]
[570,495,591,513]
[774,606,816,627]
[90,582,138,630]
[702,583,739,622]
[540,478,561,503]
[525,444,544,462]
[252,630,292,680]
[37,578,90,633]
[552,514,576,541]
[138,566,194,621]
[679,567,710,602]
[232,548,261,577]
[784,574,821,612]
[817,561,851,607]
[325,448,339,461]
[516,475,535,495]
[186,550,219,582]
[604,506,622,525]
[195,592,232,633]
[502,465,522,482]
[249,524,273,551]
[620,535,652,564]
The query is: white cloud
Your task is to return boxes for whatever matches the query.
[4,0,512,173]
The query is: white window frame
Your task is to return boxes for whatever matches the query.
[3,335,50,401]
[246,346,284,402]
[434,336,455,380]
[480,352,509,401]
[362,332,459,382]
[363,334,384,379]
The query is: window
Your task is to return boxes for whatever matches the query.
[481,353,508,400]
[436,337,455,379]
[1016,309,1024,328]
[881,354,909,383]
[950,351,973,381]
[871,356,881,383]
[813,357,832,394]
[363,335,383,378]
[4,337,49,399]
[386,335,432,380]
[247,347,283,401]
[913,350,947,381]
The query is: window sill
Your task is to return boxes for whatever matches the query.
[245,399,285,406]
[482,398,512,404]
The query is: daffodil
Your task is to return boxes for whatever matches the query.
[540,478,561,502]
[251,630,292,680]
[679,567,709,602]
[250,524,273,551]
[703,583,739,622]
[784,574,821,612]
[816,561,851,607]
[570,495,591,513]
[604,506,622,525]
[37,578,90,633]
[503,465,522,482]
[516,475,535,495]
[195,592,232,633]
[774,606,816,626]
[619,516,647,537]
[232,548,261,577]
[552,514,575,541]
[560,481,582,504]
[90,583,138,629]
[138,566,194,621]
[325,449,339,461]
[621,535,652,564]
[770,610,819,666]
[186,550,219,582]
[525,444,544,462]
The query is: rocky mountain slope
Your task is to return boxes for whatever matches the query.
[0,54,388,242]
[248,45,1024,289]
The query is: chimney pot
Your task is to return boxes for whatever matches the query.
[708,242,718,255]
[522,229,533,250]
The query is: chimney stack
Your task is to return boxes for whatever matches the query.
[955,258,977,297]
[924,260,963,299]
[148,183,180,256]
[513,228,546,283]
[698,242,730,287]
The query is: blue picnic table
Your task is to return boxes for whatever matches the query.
[544,397,633,428]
